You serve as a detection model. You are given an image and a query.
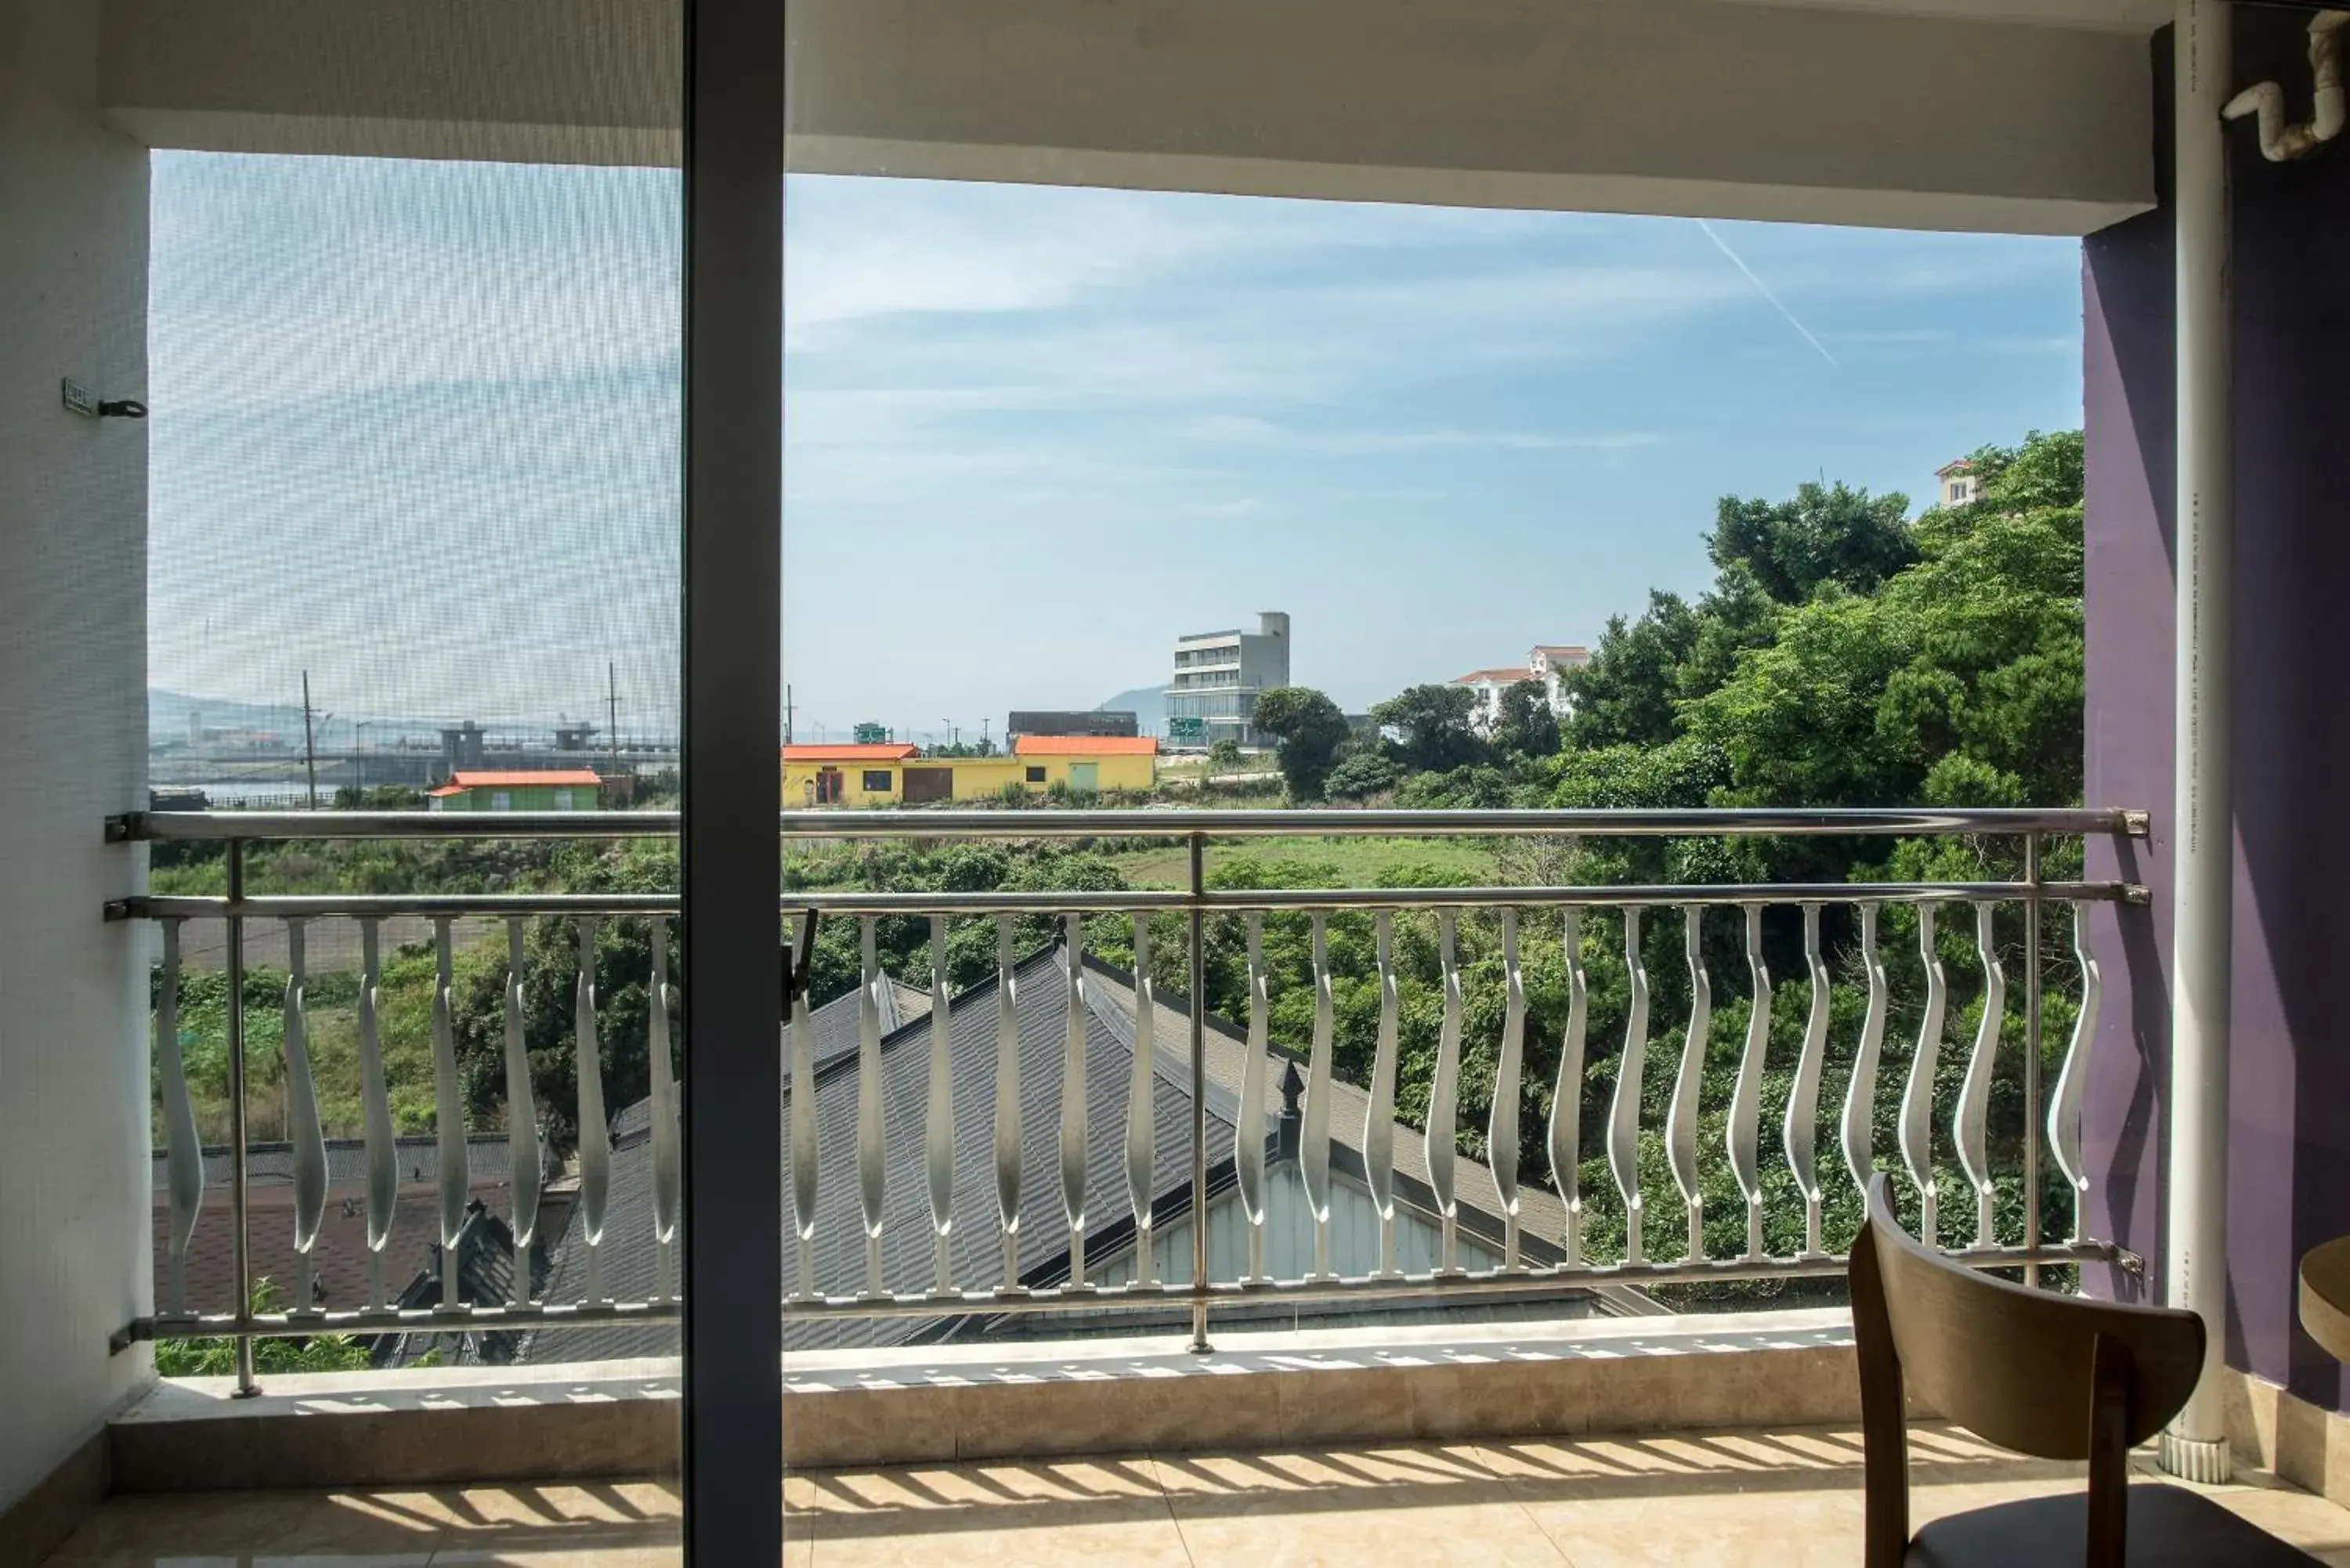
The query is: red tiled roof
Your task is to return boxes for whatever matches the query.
[1937,457,1977,475]
[426,768,602,797]
[1452,667,1534,686]
[782,742,918,762]
[1013,735,1159,757]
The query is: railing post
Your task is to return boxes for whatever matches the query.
[2023,833,2043,1288]
[225,840,257,1397]
[1188,831,1210,1353]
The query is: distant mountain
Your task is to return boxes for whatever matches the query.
[1096,685,1166,735]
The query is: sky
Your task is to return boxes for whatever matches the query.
[148,154,2084,744]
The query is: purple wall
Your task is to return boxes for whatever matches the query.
[2084,16,2350,1413]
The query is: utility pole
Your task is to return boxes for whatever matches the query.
[301,670,320,810]
[785,683,794,745]
[607,661,622,783]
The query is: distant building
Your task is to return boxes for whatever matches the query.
[1528,643,1591,715]
[1166,611,1289,749]
[1450,667,1535,734]
[1452,643,1589,731]
[781,742,920,806]
[439,721,488,777]
[1008,710,1139,739]
[1936,457,1979,507]
[782,737,1156,807]
[425,768,602,811]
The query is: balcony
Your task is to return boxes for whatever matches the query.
[37,804,2350,1561]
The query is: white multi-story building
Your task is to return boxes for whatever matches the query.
[1166,612,1290,748]
[1528,643,1591,714]
[1450,666,1534,733]
[1935,458,1979,507]
[1452,644,1589,732]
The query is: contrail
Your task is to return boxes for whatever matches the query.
[1696,218,1838,368]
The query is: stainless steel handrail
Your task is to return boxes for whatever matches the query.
[113,879,2146,923]
[110,804,2149,844]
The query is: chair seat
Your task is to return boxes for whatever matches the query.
[1907,1483,2323,1567]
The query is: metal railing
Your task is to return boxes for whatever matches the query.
[110,805,2145,1393]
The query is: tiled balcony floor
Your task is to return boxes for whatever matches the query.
[38,1425,2350,1566]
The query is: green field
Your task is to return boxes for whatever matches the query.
[1108,833,1501,889]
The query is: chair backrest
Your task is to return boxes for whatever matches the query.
[1853,1173,2203,1458]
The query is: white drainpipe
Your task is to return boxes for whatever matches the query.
[2223,10,2346,161]
[2162,0,2236,1487]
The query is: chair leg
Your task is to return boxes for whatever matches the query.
[2084,1331,2132,1568]
[1851,1222,1909,1568]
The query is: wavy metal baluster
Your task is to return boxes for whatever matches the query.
[1899,905,1949,1247]
[1606,908,1650,1265]
[155,920,201,1314]
[430,916,468,1306]
[356,919,395,1309]
[1726,904,1771,1260]
[927,915,956,1293]
[2047,902,2102,1242]
[787,928,819,1301]
[1954,901,2005,1249]
[1058,916,1090,1288]
[993,916,1024,1290]
[1488,909,1526,1270]
[1665,906,1711,1263]
[1784,904,1831,1257]
[575,916,611,1304]
[1123,916,1156,1286]
[1238,913,1271,1283]
[857,917,888,1297]
[501,919,541,1306]
[648,917,680,1301]
[1362,912,1401,1277]
[1548,909,1589,1266]
[1303,912,1336,1279]
[1425,909,1465,1274]
[1839,903,1890,1204]
[280,920,327,1313]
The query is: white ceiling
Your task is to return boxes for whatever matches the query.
[1716,0,2170,31]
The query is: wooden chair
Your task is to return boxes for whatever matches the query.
[1852,1172,2320,1567]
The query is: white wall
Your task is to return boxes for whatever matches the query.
[0,0,154,1510]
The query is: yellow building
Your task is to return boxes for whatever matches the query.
[779,736,1157,806]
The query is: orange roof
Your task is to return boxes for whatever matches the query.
[1013,735,1159,757]
[782,742,918,762]
[427,768,602,797]
[1937,457,1977,475]
[1452,667,1533,686]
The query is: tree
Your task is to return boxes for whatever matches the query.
[1560,592,1704,751]
[1489,677,1560,759]
[1250,686,1350,800]
[1370,684,1484,774]
[1708,479,1916,605]
[1322,751,1404,800]
[1207,737,1245,772]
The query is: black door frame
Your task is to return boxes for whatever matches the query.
[681,0,785,1559]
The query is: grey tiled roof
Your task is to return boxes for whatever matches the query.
[530,945,1232,1360]
[156,1132,532,1194]
[527,945,1608,1364]
[608,976,929,1143]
